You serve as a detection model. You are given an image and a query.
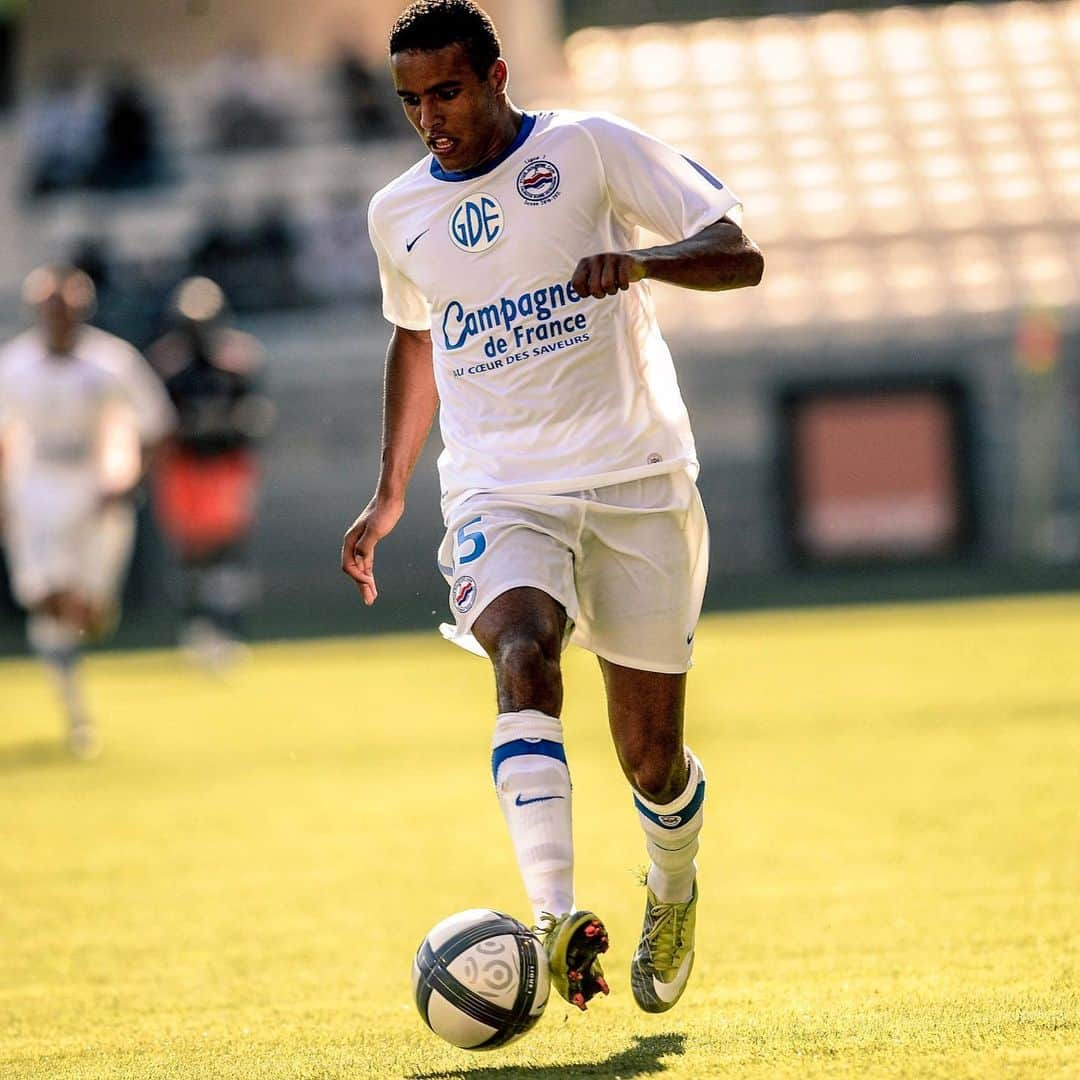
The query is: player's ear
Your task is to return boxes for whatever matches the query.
[489,58,508,96]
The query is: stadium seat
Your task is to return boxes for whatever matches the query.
[564,0,1080,332]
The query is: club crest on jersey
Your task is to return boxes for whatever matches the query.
[449,193,504,253]
[516,158,561,205]
[452,575,477,613]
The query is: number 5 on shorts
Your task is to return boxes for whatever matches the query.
[457,516,486,565]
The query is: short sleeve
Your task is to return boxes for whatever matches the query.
[116,345,177,443]
[0,357,10,432]
[368,199,432,331]
[581,114,741,244]
[0,347,18,433]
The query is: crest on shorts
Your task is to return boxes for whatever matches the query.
[453,575,477,613]
[659,813,683,827]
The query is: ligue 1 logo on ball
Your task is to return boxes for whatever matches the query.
[516,158,561,205]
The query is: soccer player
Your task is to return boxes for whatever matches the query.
[341,0,763,1014]
[0,266,175,757]
[149,277,273,670]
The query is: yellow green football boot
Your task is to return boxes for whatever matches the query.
[535,910,610,1011]
[630,882,697,1013]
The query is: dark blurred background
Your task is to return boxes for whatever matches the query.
[0,0,1077,652]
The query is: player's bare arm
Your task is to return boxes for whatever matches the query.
[98,435,172,511]
[571,216,764,299]
[341,326,437,606]
[130,430,177,495]
[138,435,170,479]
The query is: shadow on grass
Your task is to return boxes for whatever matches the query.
[0,739,71,772]
[409,1032,686,1080]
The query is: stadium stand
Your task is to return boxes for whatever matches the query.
[563,0,1080,335]
[0,59,411,308]
[7,0,1077,336]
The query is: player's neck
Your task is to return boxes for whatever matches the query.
[471,105,525,172]
[41,328,81,356]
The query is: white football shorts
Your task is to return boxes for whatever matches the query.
[3,485,136,609]
[437,469,708,674]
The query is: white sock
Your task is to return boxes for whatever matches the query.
[491,710,575,923]
[634,748,706,904]
[28,615,90,730]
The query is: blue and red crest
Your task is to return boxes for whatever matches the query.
[516,159,561,204]
[452,575,477,613]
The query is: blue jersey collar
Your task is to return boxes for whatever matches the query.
[429,112,537,183]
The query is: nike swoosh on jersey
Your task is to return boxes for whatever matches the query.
[651,949,694,1003]
[405,229,430,252]
[514,793,565,807]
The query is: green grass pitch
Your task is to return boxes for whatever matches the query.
[2,595,1078,1079]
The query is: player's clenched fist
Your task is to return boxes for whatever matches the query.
[571,252,647,300]
[341,496,404,606]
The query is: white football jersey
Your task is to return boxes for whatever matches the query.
[368,110,740,512]
[76,326,176,447]
[0,327,174,504]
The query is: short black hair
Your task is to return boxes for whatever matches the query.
[389,0,501,80]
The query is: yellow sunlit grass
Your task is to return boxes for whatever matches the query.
[3,598,1077,1078]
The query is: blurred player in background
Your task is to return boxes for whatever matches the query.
[0,266,175,757]
[150,277,273,670]
[343,1,763,1015]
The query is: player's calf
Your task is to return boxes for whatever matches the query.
[629,749,706,1011]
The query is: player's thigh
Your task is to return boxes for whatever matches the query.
[576,472,709,674]
[84,503,136,605]
[438,496,579,646]
[3,505,82,608]
[471,586,568,658]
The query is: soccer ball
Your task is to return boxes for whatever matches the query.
[412,908,550,1050]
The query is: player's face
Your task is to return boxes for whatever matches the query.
[37,285,87,352]
[24,268,93,352]
[392,45,508,173]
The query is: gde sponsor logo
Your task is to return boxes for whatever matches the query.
[449,193,504,253]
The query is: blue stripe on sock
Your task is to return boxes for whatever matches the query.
[634,779,706,830]
[42,648,77,671]
[491,738,566,784]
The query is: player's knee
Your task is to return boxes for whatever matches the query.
[624,745,686,805]
[491,629,560,684]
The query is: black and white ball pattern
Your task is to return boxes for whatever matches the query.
[412,909,550,1050]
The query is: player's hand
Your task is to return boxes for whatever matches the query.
[571,252,646,300]
[341,495,405,606]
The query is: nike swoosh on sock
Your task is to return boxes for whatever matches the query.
[515,794,566,807]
